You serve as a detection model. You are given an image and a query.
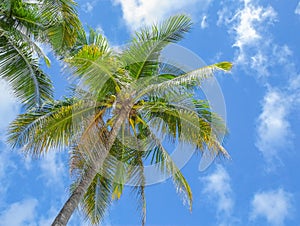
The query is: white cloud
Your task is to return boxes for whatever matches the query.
[39,152,66,186]
[202,165,235,224]
[295,2,300,15]
[256,88,292,167]
[82,0,98,13]
[0,82,18,195]
[250,51,269,76]
[0,146,17,197]
[0,198,38,226]
[0,150,9,180]
[0,193,91,226]
[240,3,276,46]
[289,75,300,91]
[23,156,33,171]
[0,152,11,197]
[250,189,293,226]
[217,3,300,169]
[39,217,54,226]
[84,2,93,12]
[272,45,293,64]
[248,44,300,170]
[0,79,20,131]
[217,1,277,75]
[37,206,61,226]
[37,213,55,226]
[233,5,262,47]
[95,25,104,34]
[200,15,208,29]
[232,2,277,64]
[216,7,229,27]
[113,0,213,30]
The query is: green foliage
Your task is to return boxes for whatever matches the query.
[7,14,232,225]
[121,14,192,80]
[0,28,53,107]
[43,0,82,54]
[0,0,82,108]
[8,98,78,154]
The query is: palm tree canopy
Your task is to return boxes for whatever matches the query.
[8,15,232,225]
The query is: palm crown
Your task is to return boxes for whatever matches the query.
[8,14,232,225]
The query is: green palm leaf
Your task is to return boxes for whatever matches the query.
[0,0,82,108]
[0,30,53,108]
[121,14,192,80]
[142,128,193,211]
[7,98,97,155]
[42,0,82,54]
[80,174,113,224]
[137,62,232,98]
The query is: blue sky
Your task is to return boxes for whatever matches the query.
[1,0,300,225]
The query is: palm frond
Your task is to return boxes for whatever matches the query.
[128,158,146,226]
[144,129,193,211]
[138,62,232,98]
[121,127,147,226]
[70,138,134,225]
[66,44,122,97]
[70,27,110,56]
[42,0,82,54]
[0,30,53,108]
[139,95,229,157]
[121,14,192,80]
[7,98,97,155]
[0,1,54,107]
[134,14,192,44]
[0,0,43,36]
[76,121,148,225]
[80,174,113,225]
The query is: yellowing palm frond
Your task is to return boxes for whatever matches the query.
[7,98,96,155]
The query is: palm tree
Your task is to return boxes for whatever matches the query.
[8,15,232,225]
[0,0,81,108]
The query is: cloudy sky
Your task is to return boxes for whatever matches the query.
[1,0,300,225]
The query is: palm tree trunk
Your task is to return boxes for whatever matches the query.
[51,101,133,226]
[51,168,96,225]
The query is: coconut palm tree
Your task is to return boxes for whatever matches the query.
[8,15,232,225]
[0,0,81,108]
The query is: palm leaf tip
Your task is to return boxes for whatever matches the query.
[218,144,231,159]
[215,62,233,71]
